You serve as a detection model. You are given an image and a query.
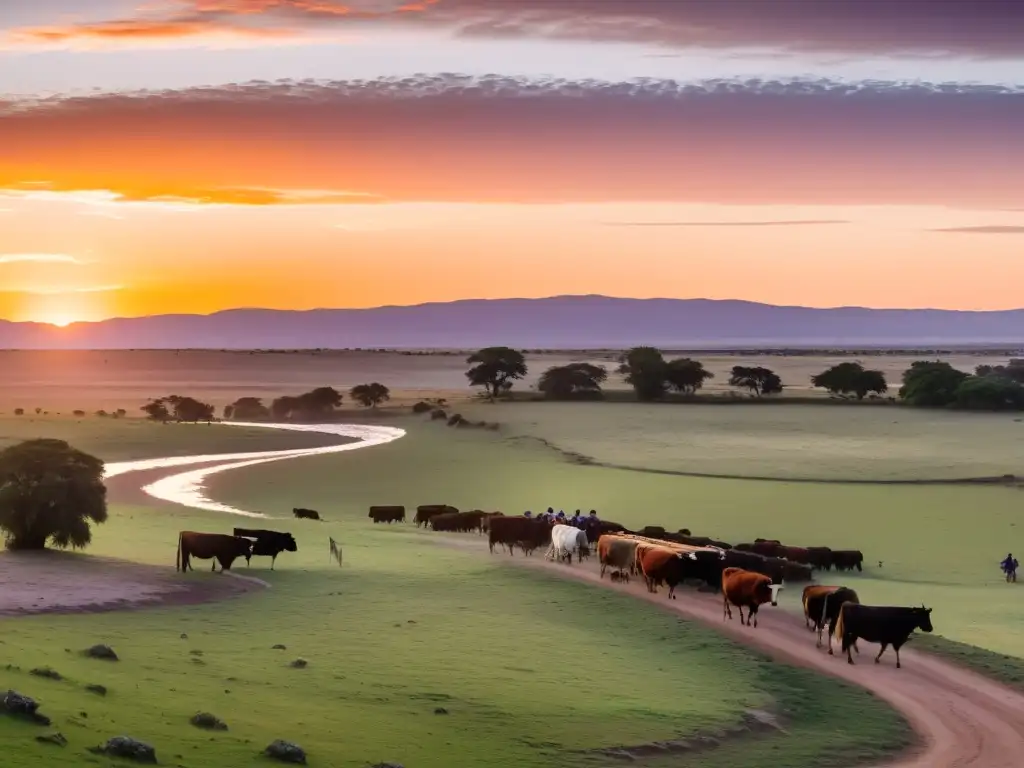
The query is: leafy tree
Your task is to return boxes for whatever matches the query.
[13,408,23,416]
[0,439,108,551]
[664,358,714,395]
[226,397,270,420]
[729,366,784,396]
[166,395,216,423]
[617,346,669,401]
[465,347,527,399]
[955,376,1024,411]
[538,363,608,400]
[270,395,300,420]
[811,362,888,399]
[296,386,343,415]
[350,383,391,408]
[899,361,969,407]
[141,399,171,422]
[976,362,1024,384]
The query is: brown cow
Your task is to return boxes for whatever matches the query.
[414,505,458,527]
[488,516,548,555]
[722,567,783,628]
[177,532,253,573]
[368,505,406,524]
[598,535,640,579]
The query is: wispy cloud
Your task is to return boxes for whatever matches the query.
[605,219,851,228]
[0,183,385,208]
[0,253,90,265]
[2,284,123,296]
[930,226,1024,234]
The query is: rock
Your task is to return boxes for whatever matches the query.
[84,644,119,661]
[190,712,228,731]
[89,736,157,764]
[289,658,308,669]
[36,732,67,747]
[433,707,448,715]
[85,684,107,696]
[1,690,51,725]
[264,739,307,764]
[189,650,203,656]
[370,763,405,768]
[29,667,62,681]
[180,633,188,640]
[272,644,287,650]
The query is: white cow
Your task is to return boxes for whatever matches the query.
[548,524,590,564]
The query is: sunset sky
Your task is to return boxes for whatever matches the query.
[1,1,1023,324]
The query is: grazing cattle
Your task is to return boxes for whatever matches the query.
[835,604,933,668]
[598,535,641,579]
[232,528,298,570]
[833,550,864,572]
[368,506,406,524]
[640,547,725,599]
[480,512,504,533]
[777,558,814,583]
[638,525,667,539]
[723,550,785,583]
[781,546,811,565]
[430,512,483,533]
[751,540,784,558]
[488,516,549,556]
[414,505,458,527]
[293,508,321,521]
[805,547,834,571]
[177,532,253,573]
[721,567,783,628]
[802,585,861,654]
[548,524,590,564]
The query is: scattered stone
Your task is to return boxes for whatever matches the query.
[180,633,188,640]
[36,732,67,747]
[433,707,449,715]
[370,763,404,768]
[88,736,157,764]
[85,684,108,697]
[84,644,119,661]
[189,650,203,656]
[272,644,287,650]
[29,667,62,681]
[190,712,228,731]
[80,712,88,719]
[264,739,307,764]
[289,658,308,669]
[2,691,51,725]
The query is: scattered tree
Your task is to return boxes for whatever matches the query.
[898,361,970,407]
[465,347,527,399]
[617,346,669,401]
[0,439,108,551]
[729,366,784,396]
[664,358,714,395]
[976,361,1024,384]
[811,362,888,399]
[13,408,23,416]
[955,376,1024,411]
[350,383,391,408]
[226,397,270,420]
[142,396,215,423]
[72,410,86,417]
[538,363,608,400]
[270,388,343,420]
[114,409,127,419]
[141,399,171,422]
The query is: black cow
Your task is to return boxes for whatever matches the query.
[803,585,860,655]
[833,550,864,572]
[293,508,321,521]
[177,532,253,572]
[836,604,934,668]
[233,528,298,570]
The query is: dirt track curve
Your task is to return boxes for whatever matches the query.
[494,550,1024,767]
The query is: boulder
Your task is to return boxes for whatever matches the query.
[264,740,307,764]
[85,684,108,697]
[84,644,119,661]
[289,659,308,669]
[29,667,62,681]
[190,712,228,731]
[36,732,67,747]
[89,736,157,764]
[2,690,51,725]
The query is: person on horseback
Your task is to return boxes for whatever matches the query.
[1001,553,1018,582]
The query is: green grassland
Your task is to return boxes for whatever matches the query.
[209,419,1024,659]
[456,401,1024,481]
[0,416,910,767]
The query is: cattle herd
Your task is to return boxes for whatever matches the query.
[389,504,934,669]
[175,528,298,572]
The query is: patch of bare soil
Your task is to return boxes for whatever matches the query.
[0,550,261,618]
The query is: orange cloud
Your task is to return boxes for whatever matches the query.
[13,19,295,44]
[0,183,384,207]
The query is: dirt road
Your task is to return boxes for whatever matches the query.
[485,548,1024,767]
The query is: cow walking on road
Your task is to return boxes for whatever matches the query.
[835,604,934,668]
[802,584,861,655]
[722,567,783,628]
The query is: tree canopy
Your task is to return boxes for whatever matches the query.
[271,387,344,420]
[350,382,391,408]
[538,363,607,400]
[898,361,970,407]
[811,362,888,399]
[955,375,1024,411]
[0,439,108,551]
[617,346,669,401]
[465,347,527,399]
[976,361,1024,384]
[226,397,270,421]
[729,366,784,396]
[142,395,215,423]
[664,358,715,395]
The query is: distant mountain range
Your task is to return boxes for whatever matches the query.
[2,296,1023,350]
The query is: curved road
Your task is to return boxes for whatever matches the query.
[109,421,1024,766]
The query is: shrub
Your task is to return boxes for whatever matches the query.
[412,401,433,414]
[13,408,23,416]
[430,409,448,421]
[72,410,86,417]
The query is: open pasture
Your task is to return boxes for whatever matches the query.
[207,421,1024,658]
[457,401,1024,481]
[0,493,906,768]
[0,348,1013,412]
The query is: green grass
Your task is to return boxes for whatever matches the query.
[456,401,1024,481]
[913,635,1024,692]
[209,419,1024,659]
[0,416,910,767]
[0,416,350,462]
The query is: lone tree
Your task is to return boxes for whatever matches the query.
[729,366,784,397]
[617,346,669,401]
[899,361,969,407]
[955,375,1024,411]
[465,347,527,399]
[811,362,888,399]
[225,397,271,420]
[538,363,607,400]
[665,358,714,395]
[0,439,108,551]
[350,383,391,408]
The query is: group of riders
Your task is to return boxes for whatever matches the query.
[1002,553,1020,582]
[525,508,600,527]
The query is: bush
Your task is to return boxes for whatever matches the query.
[430,409,448,421]
[0,439,108,551]
[13,408,23,416]
[72,410,86,417]
[95,410,109,418]
[447,414,466,427]
[412,401,433,414]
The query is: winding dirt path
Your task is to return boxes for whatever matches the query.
[100,421,1024,765]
